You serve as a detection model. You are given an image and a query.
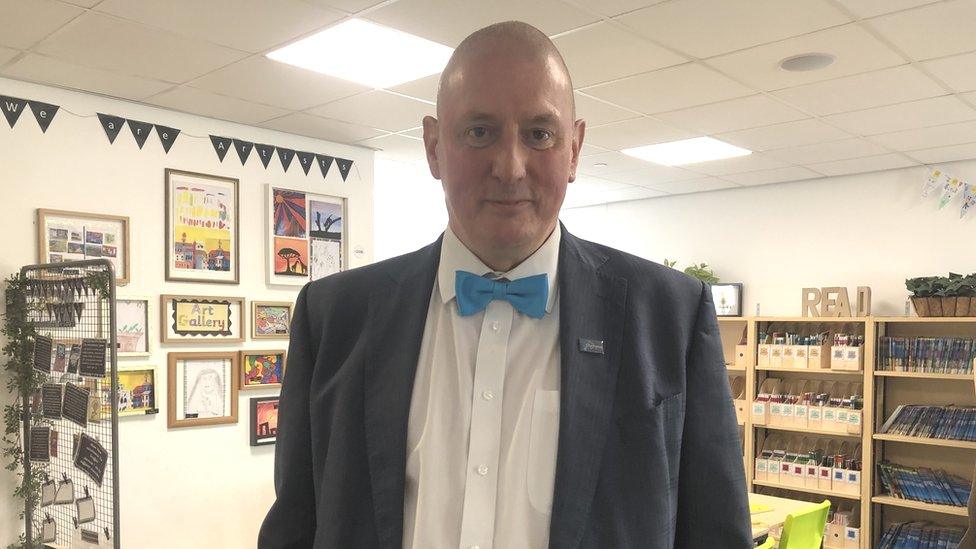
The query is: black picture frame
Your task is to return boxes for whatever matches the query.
[711,282,743,317]
[249,396,279,446]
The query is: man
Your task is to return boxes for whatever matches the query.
[259,21,751,549]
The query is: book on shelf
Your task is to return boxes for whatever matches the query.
[876,461,971,507]
[877,521,964,549]
[880,405,976,442]
[878,336,976,374]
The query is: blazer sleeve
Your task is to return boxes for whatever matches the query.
[674,281,753,548]
[258,283,317,548]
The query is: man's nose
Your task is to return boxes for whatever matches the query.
[489,131,527,185]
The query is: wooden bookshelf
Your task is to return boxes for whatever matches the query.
[756,365,864,376]
[759,424,861,439]
[871,495,968,517]
[753,480,861,500]
[872,434,976,450]
[874,371,972,380]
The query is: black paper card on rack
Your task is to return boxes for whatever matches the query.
[50,428,59,458]
[68,343,81,374]
[74,433,108,486]
[79,338,107,378]
[34,335,53,373]
[63,383,91,428]
[42,383,63,419]
[81,529,99,543]
[29,426,51,462]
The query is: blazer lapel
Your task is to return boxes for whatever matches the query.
[364,238,442,549]
[549,228,628,549]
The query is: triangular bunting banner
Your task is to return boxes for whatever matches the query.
[316,154,334,178]
[277,148,295,172]
[127,119,153,149]
[210,135,232,162]
[962,184,976,219]
[97,113,125,144]
[233,139,253,165]
[335,158,353,181]
[297,151,315,175]
[939,177,964,209]
[28,101,59,133]
[255,143,275,168]
[921,169,942,197]
[155,125,180,153]
[0,95,28,128]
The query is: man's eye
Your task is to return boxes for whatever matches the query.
[531,129,552,141]
[467,127,489,139]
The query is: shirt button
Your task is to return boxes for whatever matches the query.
[477,464,489,476]
[482,390,494,401]
[491,321,499,332]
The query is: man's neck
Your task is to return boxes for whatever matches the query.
[449,222,557,273]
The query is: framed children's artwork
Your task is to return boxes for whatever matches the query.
[36,209,130,285]
[266,185,346,286]
[116,297,151,357]
[167,351,238,428]
[252,301,292,339]
[165,169,240,284]
[160,295,245,343]
[114,367,158,417]
[711,283,743,317]
[249,396,279,446]
[239,349,286,390]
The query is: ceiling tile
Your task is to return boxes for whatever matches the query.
[552,22,685,88]
[145,86,290,125]
[260,112,386,142]
[583,117,694,150]
[723,166,822,186]
[572,175,633,191]
[639,176,738,194]
[388,74,440,103]
[562,181,624,208]
[578,143,610,157]
[831,0,938,18]
[576,151,665,176]
[906,142,976,165]
[773,65,946,116]
[866,0,976,61]
[94,0,344,53]
[807,153,917,176]
[365,0,599,47]
[60,0,103,6]
[617,0,849,58]
[574,93,639,127]
[0,46,22,67]
[599,185,669,202]
[568,0,668,18]
[655,94,807,135]
[598,164,704,186]
[0,0,83,49]
[191,56,368,110]
[400,126,425,138]
[1,53,173,100]
[286,0,384,14]
[35,12,246,83]
[922,52,976,93]
[359,134,428,163]
[871,120,976,152]
[822,95,976,136]
[764,137,889,164]
[716,118,852,151]
[583,63,753,114]
[705,24,904,91]
[682,152,789,176]
[308,91,435,132]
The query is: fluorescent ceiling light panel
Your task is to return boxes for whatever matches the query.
[622,137,752,166]
[267,19,453,88]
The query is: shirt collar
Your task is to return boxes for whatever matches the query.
[437,224,561,314]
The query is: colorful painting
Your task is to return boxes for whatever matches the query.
[250,397,279,446]
[165,169,239,284]
[240,350,285,390]
[274,237,308,277]
[273,189,307,238]
[168,352,238,428]
[116,298,149,356]
[252,301,292,339]
[161,295,245,343]
[37,209,130,285]
[309,200,342,240]
[115,368,157,416]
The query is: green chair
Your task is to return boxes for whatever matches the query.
[778,499,831,549]
[755,536,775,549]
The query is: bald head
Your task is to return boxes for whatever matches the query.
[437,21,575,119]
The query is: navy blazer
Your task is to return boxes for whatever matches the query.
[258,226,752,548]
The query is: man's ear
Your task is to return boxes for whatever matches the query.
[568,118,586,183]
[422,115,441,180]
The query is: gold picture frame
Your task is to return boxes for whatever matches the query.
[167,351,238,428]
[37,208,131,285]
[160,295,245,344]
[251,300,293,340]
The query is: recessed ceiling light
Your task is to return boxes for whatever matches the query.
[267,19,454,88]
[621,137,751,166]
[779,52,835,72]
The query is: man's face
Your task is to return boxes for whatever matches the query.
[424,49,584,256]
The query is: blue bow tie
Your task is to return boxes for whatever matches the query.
[455,270,549,319]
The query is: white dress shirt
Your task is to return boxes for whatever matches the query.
[403,225,562,549]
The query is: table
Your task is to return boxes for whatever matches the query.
[750,492,826,540]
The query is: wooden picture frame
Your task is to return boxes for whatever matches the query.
[116,296,151,357]
[251,300,293,340]
[37,208,130,285]
[165,169,240,284]
[167,351,238,428]
[711,282,744,317]
[249,396,280,446]
[239,349,286,391]
[160,295,245,343]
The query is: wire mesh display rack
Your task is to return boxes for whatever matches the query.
[21,259,119,548]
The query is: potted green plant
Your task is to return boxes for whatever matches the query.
[665,259,720,284]
[906,273,976,317]
[906,276,936,316]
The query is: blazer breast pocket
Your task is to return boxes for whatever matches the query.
[527,389,560,514]
[616,392,684,484]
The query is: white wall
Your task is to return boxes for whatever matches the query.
[0,76,374,548]
[373,157,447,261]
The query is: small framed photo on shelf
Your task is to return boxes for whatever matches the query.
[116,296,151,357]
[240,349,286,390]
[249,396,280,446]
[167,351,238,428]
[160,295,245,343]
[165,169,240,284]
[36,208,130,285]
[711,283,743,317]
[251,301,293,340]
[114,367,158,417]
